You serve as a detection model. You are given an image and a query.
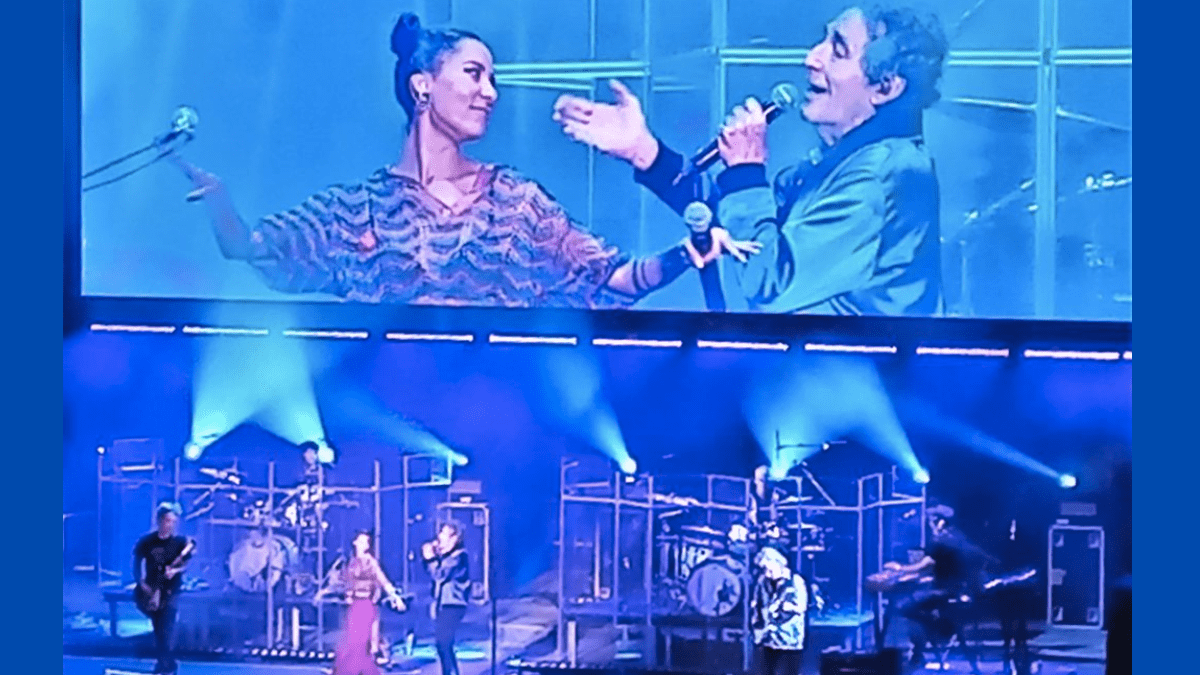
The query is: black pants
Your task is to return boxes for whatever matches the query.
[434,605,467,675]
[896,590,955,660]
[1106,587,1132,675]
[755,646,803,675]
[149,601,179,674]
[995,588,1031,675]
[897,590,979,672]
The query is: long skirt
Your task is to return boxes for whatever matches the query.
[333,598,380,675]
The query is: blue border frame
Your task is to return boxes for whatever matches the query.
[12,0,67,671]
[52,0,1165,671]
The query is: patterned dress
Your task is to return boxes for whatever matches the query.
[248,166,634,308]
[334,555,385,675]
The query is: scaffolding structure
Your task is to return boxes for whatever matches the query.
[554,448,928,669]
[780,469,928,649]
[772,433,927,650]
[96,439,464,653]
[557,455,754,672]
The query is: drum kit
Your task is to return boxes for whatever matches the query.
[655,498,814,620]
[655,522,747,618]
[218,479,361,597]
[228,529,300,593]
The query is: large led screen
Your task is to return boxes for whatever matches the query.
[79,0,1131,320]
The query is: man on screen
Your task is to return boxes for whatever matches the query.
[554,5,947,316]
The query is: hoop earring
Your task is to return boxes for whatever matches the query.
[414,94,429,184]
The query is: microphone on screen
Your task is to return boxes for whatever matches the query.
[81,106,201,192]
[156,105,200,146]
[676,82,801,182]
[684,201,726,312]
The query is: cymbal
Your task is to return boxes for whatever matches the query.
[680,525,726,537]
[934,97,1131,134]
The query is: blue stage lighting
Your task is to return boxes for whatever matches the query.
[913,468,931,484]
[619,457,637,474]
[768,462,788,480]
[452,453,470,467]
[183,442,204,461]
[1059,474,1077,489]
[315,440,335,464]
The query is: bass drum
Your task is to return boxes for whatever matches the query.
[686,560,743,617]
[228,532,299,592]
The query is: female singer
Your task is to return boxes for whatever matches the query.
[174,13,757,308]
[322,531,405,675]
[421,521,470,675]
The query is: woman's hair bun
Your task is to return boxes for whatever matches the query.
[391,12,422,60]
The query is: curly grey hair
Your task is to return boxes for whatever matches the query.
[755,546,790,570]
[861,5,948,109]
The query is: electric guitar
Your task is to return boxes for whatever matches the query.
[866,565,934,593]
[135,539,195,615]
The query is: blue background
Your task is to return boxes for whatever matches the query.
[14,0,1171,671]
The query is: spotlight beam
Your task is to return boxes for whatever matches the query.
[746,355,922,483]
[537,349,636,474]
[899,398,1059,481]
[191,307,328,461]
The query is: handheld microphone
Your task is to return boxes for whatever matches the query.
[683,201,726,312]
[684,201,714,253]
[82,106,201,191]
[156,105,200,146]
[682,82,801,177]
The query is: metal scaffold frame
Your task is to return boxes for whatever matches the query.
[556,455,754,672]
[772,435,927,650]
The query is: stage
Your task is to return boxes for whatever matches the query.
[66,652,1107,675]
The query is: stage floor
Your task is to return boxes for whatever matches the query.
[65,655,1106,675]
[65,575,1108,675]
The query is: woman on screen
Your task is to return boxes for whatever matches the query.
[174,13,757,308]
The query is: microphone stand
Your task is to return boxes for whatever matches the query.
[81,134,193,193]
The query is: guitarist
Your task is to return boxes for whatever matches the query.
[133,502,195,675]
[421,521,470,675]
[750,546,808,675]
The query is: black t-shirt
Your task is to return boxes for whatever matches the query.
[134,533,191,594]
[928,541,964,590]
